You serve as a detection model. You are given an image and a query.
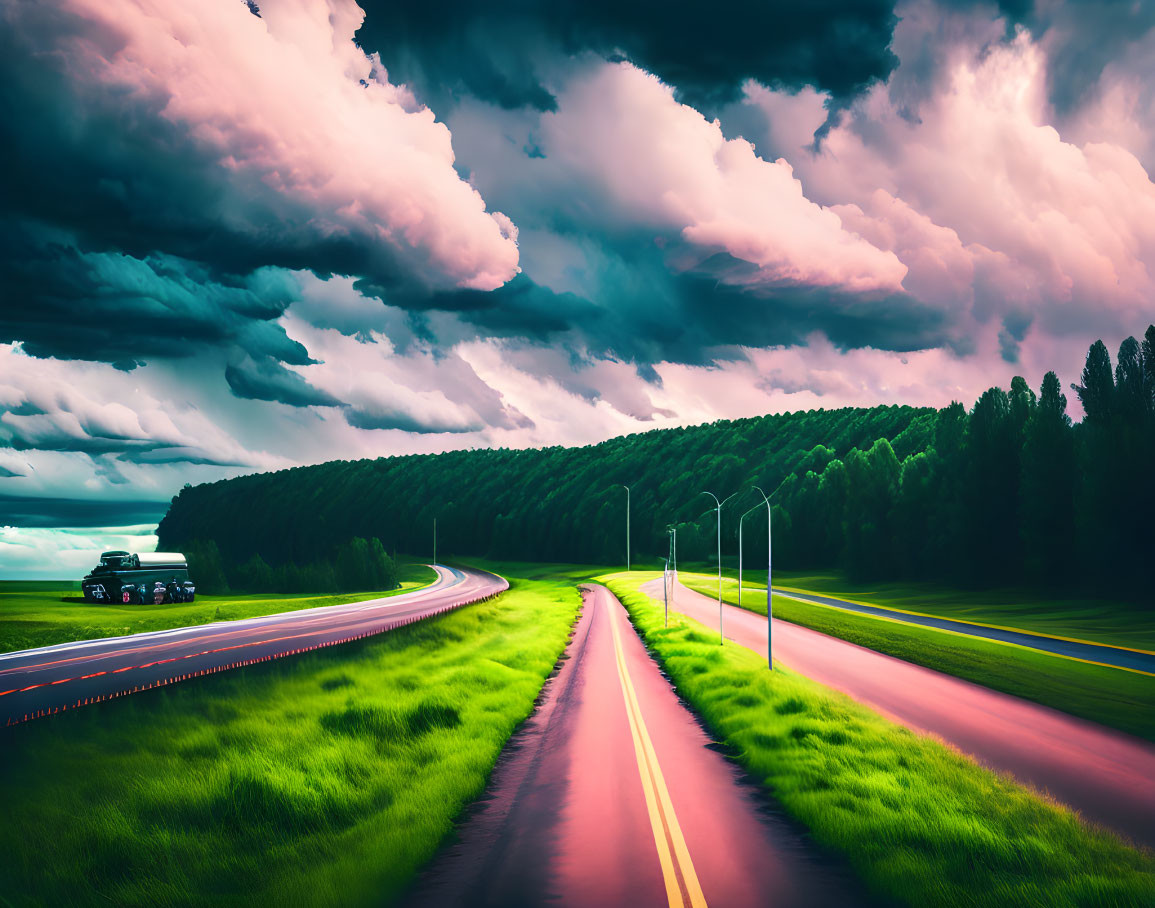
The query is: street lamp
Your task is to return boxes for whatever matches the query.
[699,490,739,645]
[617,484,631,572]
[752,485,773,670]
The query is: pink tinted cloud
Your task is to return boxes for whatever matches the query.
[540,62,907,294]
[52,0,519,290]
[744,3,1155,341]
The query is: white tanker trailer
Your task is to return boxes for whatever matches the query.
[81,551,197,604]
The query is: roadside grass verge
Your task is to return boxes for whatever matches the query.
[0,562,437,653]
[679,572,1155,742]
[0,573,580,907]
[678,562,1155,650]
[601,572,1155,907]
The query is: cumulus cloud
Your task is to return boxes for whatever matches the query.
[354,0,898,113]
[0,343,271,467]
[280,315,534,433]
[537,63,907,294]
[0,0,518,294]
[0,224,306,366]
[738,1,1155,357]
[0,525,158,579]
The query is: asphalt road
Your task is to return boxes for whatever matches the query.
[765,586,1155,674]
[407,584,857,908]
[646,577,1155,849]
[0,565,506,726]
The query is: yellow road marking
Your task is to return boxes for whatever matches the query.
[605,593,708,908]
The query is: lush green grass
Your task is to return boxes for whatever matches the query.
[0,563,437,653]
[679,562,1155,650]
[601,572,1155,907]
[679,572,1155,742]
[0,571,580,907]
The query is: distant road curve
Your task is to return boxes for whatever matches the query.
[769,586,1155,675]
[0,565,507,726]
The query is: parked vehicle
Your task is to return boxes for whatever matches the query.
[81,551,196,604]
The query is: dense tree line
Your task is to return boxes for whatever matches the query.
[771,327,1155,597]
[160,406,932,572]
[159,325,1155,600]
[184,536,398,595]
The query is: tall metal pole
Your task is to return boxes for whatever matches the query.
[754,486,773,670]
[699,491,737,645]
[739,508,751,611]
[666,528,674,627]
[618,484,631,572]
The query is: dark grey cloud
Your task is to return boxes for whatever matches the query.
[224,356,343,409]
[356,0,899,113]
[0,221,305,367]
[0,494,168,528]
[926,1,1155,115]
[0,2,482,329]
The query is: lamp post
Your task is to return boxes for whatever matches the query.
[662,557,670,627]
[699,490,738,645]
[618,484,631,572]
[738,504,756,611]
[753,486,773,670]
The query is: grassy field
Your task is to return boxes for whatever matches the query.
[681,563,1155,650]
[0,563,437,653]
[601,572,1155,908]
[0,570,581,907]
[679,572,1155,742]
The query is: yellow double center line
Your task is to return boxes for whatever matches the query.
[606,597,708,908]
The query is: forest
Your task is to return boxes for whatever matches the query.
[159,326,1155,600]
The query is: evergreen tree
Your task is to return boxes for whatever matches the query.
[1020,372,1075,584]
[1073,339,1114,423]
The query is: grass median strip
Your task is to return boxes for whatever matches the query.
[0,563,437,653]
[680,572,1155,742]
[0,572,580,907]
[601,572,1155,908]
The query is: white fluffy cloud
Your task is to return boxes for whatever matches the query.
[0,343,272,467]
[40,0,519,291]
[740,2,1155,352]
[0,525,157,579]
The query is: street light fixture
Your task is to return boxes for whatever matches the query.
[698,490,739,645]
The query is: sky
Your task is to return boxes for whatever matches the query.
[2,0,1154,576]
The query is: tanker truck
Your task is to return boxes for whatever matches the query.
[81,551,196,605]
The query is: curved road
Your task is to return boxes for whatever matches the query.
[764,586,1154,674]
[646,576,1155,849]
[0,565,506,727]
[408,583,857,908]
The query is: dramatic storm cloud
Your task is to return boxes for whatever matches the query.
[2,0,1154,572]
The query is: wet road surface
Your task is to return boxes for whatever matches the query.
[408,583,857,908]
[0,565,506,726]
[646,576,1155,849]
